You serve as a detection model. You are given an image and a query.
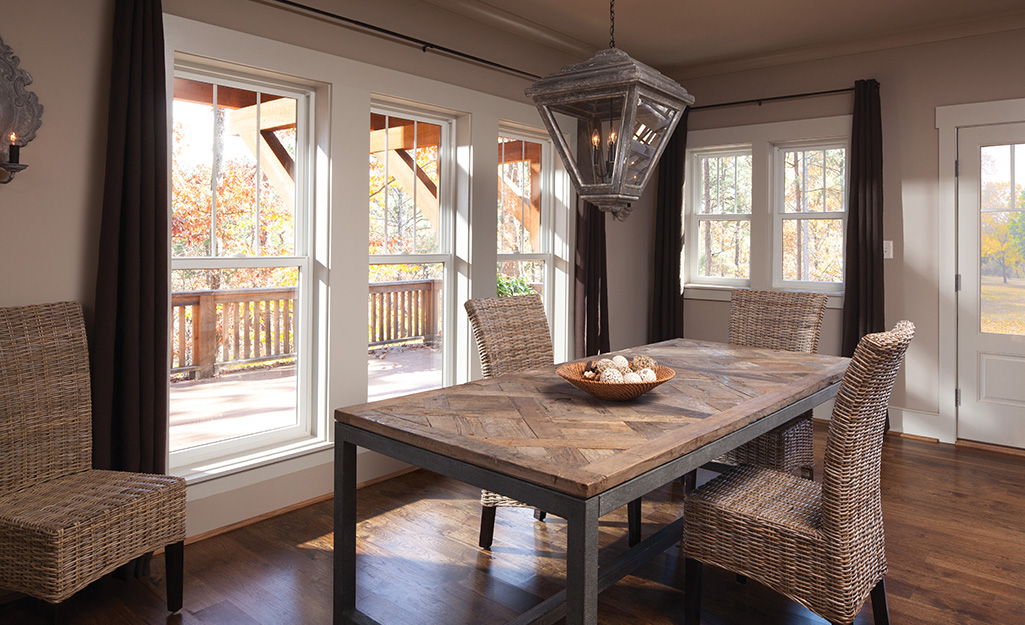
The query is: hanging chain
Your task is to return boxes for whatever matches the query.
[609,0,615,48]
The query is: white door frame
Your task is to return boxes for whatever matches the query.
[936,97,1025,444]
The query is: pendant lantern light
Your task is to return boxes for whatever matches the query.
[525,0,694,220]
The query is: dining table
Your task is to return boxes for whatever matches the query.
[332,338,850,625]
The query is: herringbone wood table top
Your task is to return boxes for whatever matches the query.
[336,339,849,498]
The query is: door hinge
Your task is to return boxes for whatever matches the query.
[955,274,962,292]
[955,159,959,177]
[955,388,961,407]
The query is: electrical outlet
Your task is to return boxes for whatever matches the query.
[882,240,894,259]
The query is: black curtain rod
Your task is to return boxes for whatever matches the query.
[690,87,854,111]
[264,0,542,81]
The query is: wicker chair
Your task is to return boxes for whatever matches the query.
[716,289,828,479]
[0,302,186,611]
[683,320,915,625]
[465,295,554,549]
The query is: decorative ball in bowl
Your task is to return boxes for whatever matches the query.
[556,361,676,401]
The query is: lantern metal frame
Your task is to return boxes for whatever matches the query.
[526,48,693,220]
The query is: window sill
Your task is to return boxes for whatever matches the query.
[172,437,333,485]
[683,285,845,310]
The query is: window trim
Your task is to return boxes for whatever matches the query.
[168,59,320,478]
[683,115,852,300]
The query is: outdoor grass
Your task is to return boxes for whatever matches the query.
[981,275,1025,336]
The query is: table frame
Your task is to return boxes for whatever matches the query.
[334,383,840,625]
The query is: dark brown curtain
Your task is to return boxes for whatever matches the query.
[574,198,611,358]
[841,79,885,357]
[648,109,689,343]
[92,0,168,480]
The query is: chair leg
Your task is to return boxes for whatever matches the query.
[682,470,696,494]
[801,466,815,480]
[870,578,890,625]
[45,601,63,625]
[166,540,184,613]
[533,508,547,521]
[479,505,497,549]
[627,498,641,546]
[684,558,702,625]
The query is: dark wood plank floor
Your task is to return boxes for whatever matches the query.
[2,422,1023,624]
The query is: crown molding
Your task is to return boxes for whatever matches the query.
[665,10,1025,80]
[419,0,594,59]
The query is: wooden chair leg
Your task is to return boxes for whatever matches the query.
[870,578,890,625]
[479,505,497,549]
[533,508,547,521]
[166,540,184,613]
[45,601,63,625]
[684,558,702,625]
[627,498,641,546]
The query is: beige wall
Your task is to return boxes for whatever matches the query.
[0,2,115,325]
[606,27,1025,438]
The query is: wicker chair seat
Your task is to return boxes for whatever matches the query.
[0,469,186,603]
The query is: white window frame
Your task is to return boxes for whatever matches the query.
[683,116,851,302]
[168,59,320,475]
[496,124,558,322]
[368,103,457,389]
[685,145,754,289]
[771,139,849,293]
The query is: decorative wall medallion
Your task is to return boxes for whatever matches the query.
[1,35,44,164]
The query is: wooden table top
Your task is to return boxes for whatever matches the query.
[336,339,849,498]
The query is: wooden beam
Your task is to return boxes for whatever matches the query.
[372,150,440,233]
[226,99,298,213]
[370,124,442,153]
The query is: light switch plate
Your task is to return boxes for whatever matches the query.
[882,240,894,259]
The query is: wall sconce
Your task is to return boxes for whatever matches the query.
[1,35,43,184]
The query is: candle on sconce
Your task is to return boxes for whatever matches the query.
[591,129,602,174]
[8,133,19,165]
[606,129,616,170]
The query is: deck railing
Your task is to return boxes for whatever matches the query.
[368,279,441,347]
[171,287,297,379]
[171,280,441,378]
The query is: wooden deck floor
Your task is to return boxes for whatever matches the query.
[2,422,1022,624]
[169,346,441,449]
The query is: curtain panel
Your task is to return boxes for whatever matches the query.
[574,198,611,358]
[648,109,689,343]
[841,79,885,357]
[91,0,169,481]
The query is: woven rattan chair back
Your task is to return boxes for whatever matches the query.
[465,295,553,379]
[0,302,93,497]
[822,320,915,546]
[728,289,827,354]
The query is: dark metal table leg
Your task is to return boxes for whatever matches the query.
[334,438,358,624]
[565,499,600,625]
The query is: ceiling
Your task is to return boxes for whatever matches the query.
[421,0,1025,76]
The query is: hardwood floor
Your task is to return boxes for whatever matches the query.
[2,422,1023,624]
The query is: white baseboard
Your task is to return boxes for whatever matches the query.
[185,448,411,538]
[889,406,956,444]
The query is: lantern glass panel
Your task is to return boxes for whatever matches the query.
[624,95,675,186]
[547,95,627,186]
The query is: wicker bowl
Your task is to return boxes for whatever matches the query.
[556,361,676,401]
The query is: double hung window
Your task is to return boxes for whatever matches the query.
[367,108,454,401]
[684,118,850,294]
[497,130,555,310]
[169,64,314,467]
